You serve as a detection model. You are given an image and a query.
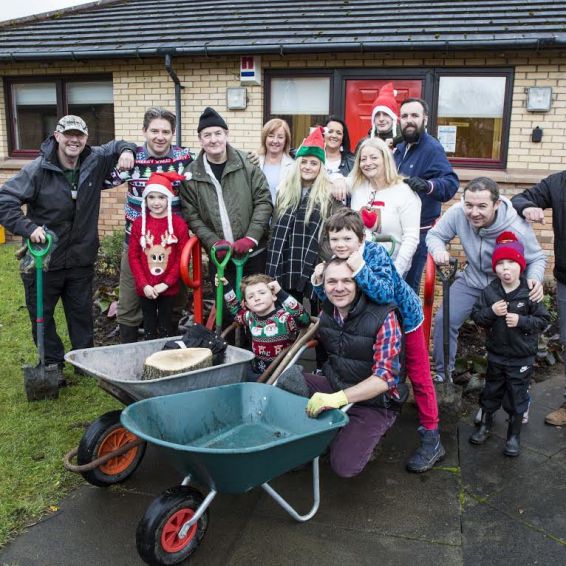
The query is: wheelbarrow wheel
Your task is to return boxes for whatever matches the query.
[136,486,208,565]
[77,410,146,487]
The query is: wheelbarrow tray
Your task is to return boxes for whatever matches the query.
[64,338,255,401]
[121,383,349,494]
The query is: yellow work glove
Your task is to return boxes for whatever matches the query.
[306,390,348,418]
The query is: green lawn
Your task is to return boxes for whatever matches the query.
[0,243,120,546]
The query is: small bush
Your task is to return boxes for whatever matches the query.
[97,231,124,277]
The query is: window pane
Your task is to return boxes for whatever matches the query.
[12,83,58,150]
[437,76,506,161]
[270,77,330,149]
[67,81,114,145]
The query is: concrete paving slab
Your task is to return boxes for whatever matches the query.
[223,513,463,566]
[462,499,566,564]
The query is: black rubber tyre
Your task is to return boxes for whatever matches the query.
[76,410,146,487]
[136,486,208,565]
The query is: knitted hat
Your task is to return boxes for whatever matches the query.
[197,106,228,133]
[370,83,399,138]
[141,172,185,248]
[492,231,526,273]
[295,126,326,163]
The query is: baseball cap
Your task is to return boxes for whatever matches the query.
[55,115,88,135]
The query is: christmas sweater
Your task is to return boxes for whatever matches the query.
[224,285,310,373]
[107,145,194,244]
[128,214,189,297]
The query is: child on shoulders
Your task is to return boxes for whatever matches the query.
[217,273,310,379]
[128,172,189,340]
[470,231,550,457]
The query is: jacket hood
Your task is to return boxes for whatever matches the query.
[462,195,519,238]
[40,135,92,168]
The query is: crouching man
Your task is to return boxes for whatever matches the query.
[279,258,406,478]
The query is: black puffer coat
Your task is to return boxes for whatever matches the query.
[471,277,550,365]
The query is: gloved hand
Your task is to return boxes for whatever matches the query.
[404,177,431,194]
[306,390,348,418]
[212,240,231,260]
[360,207,379,231]
[232,237,256,256]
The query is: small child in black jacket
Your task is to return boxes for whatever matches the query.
[470,231,550,457]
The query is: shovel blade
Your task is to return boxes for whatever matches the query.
[23,363,60,402]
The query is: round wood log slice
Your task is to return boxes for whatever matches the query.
[142,347,213,380]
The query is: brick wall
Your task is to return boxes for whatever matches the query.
[0,50,563,280]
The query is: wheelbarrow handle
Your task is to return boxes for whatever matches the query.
[436,257,459,284]
[27,233,53,266]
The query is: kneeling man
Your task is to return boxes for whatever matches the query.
[281,258,405,478]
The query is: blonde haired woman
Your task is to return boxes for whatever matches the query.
[266,127,342,304]
[258,118,294,203]
[349,137,421,278]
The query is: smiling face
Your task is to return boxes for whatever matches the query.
[374,111,394,134]
[463,189,500,229]
[299,156,322,185]
[359,145,385,182]
[323,262,357,312]
[145,192,169,217]
[54,130,87,165]
[244,282,277,316]
[324,120,344,151]
[400,101,427,143]
[143,118,174,157]
[328,228,362,258]
[265,126,287,157]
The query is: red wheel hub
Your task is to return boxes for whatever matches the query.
[160,508,197,553]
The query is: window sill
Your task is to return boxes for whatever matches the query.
[0,158,35,170]
[454,167,561,186]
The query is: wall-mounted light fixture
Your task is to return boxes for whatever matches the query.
[526,87,552,112]
[226,87,247,110]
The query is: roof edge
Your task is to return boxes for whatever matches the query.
[0,36,564,62]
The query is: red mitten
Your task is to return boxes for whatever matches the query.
[212,239,231,260]
[232,237,256,256]
[360,207,378,231]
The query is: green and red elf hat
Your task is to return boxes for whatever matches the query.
[295,126,326,163]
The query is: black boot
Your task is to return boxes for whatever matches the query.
[119,324,139,344]
[504,414,523,457]
[469,411,493,445]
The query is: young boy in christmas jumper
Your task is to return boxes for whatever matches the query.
[470,231,550,457]
[128,172,189,340]
[311,208,443,473]
[217,273,310,380]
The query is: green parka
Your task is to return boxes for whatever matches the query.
[179,145,273,252]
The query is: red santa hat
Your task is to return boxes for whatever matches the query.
[141,172,185,248]
[370,83,399,138]
[491,231,526,273]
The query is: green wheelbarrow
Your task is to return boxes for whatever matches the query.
[23,233,61,401]
[121,382,349,565]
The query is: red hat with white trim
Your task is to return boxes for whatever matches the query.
[370,83,399,138]
[141,172,185,247]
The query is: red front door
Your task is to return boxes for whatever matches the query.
[345,79,423,150]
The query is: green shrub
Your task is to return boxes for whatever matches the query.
[96,231,123,277]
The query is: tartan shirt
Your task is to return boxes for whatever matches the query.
[333,306,401,396]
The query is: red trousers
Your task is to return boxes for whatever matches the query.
[405,325,439,430]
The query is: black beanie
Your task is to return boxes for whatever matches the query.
[197,107,228,133]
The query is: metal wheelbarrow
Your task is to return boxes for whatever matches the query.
[121,382,349,565]
[63,338,254,487]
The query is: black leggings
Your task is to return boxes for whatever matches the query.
[141,295,175,339]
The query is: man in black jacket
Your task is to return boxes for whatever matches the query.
[512,172,566,426]
[0,115,135,376]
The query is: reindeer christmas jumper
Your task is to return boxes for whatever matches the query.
[128,214,189,297]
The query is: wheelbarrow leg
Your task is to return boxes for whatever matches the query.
[178,488,217,538]
[261,457,321,522]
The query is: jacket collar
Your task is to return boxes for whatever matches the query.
[192,144,243,181]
